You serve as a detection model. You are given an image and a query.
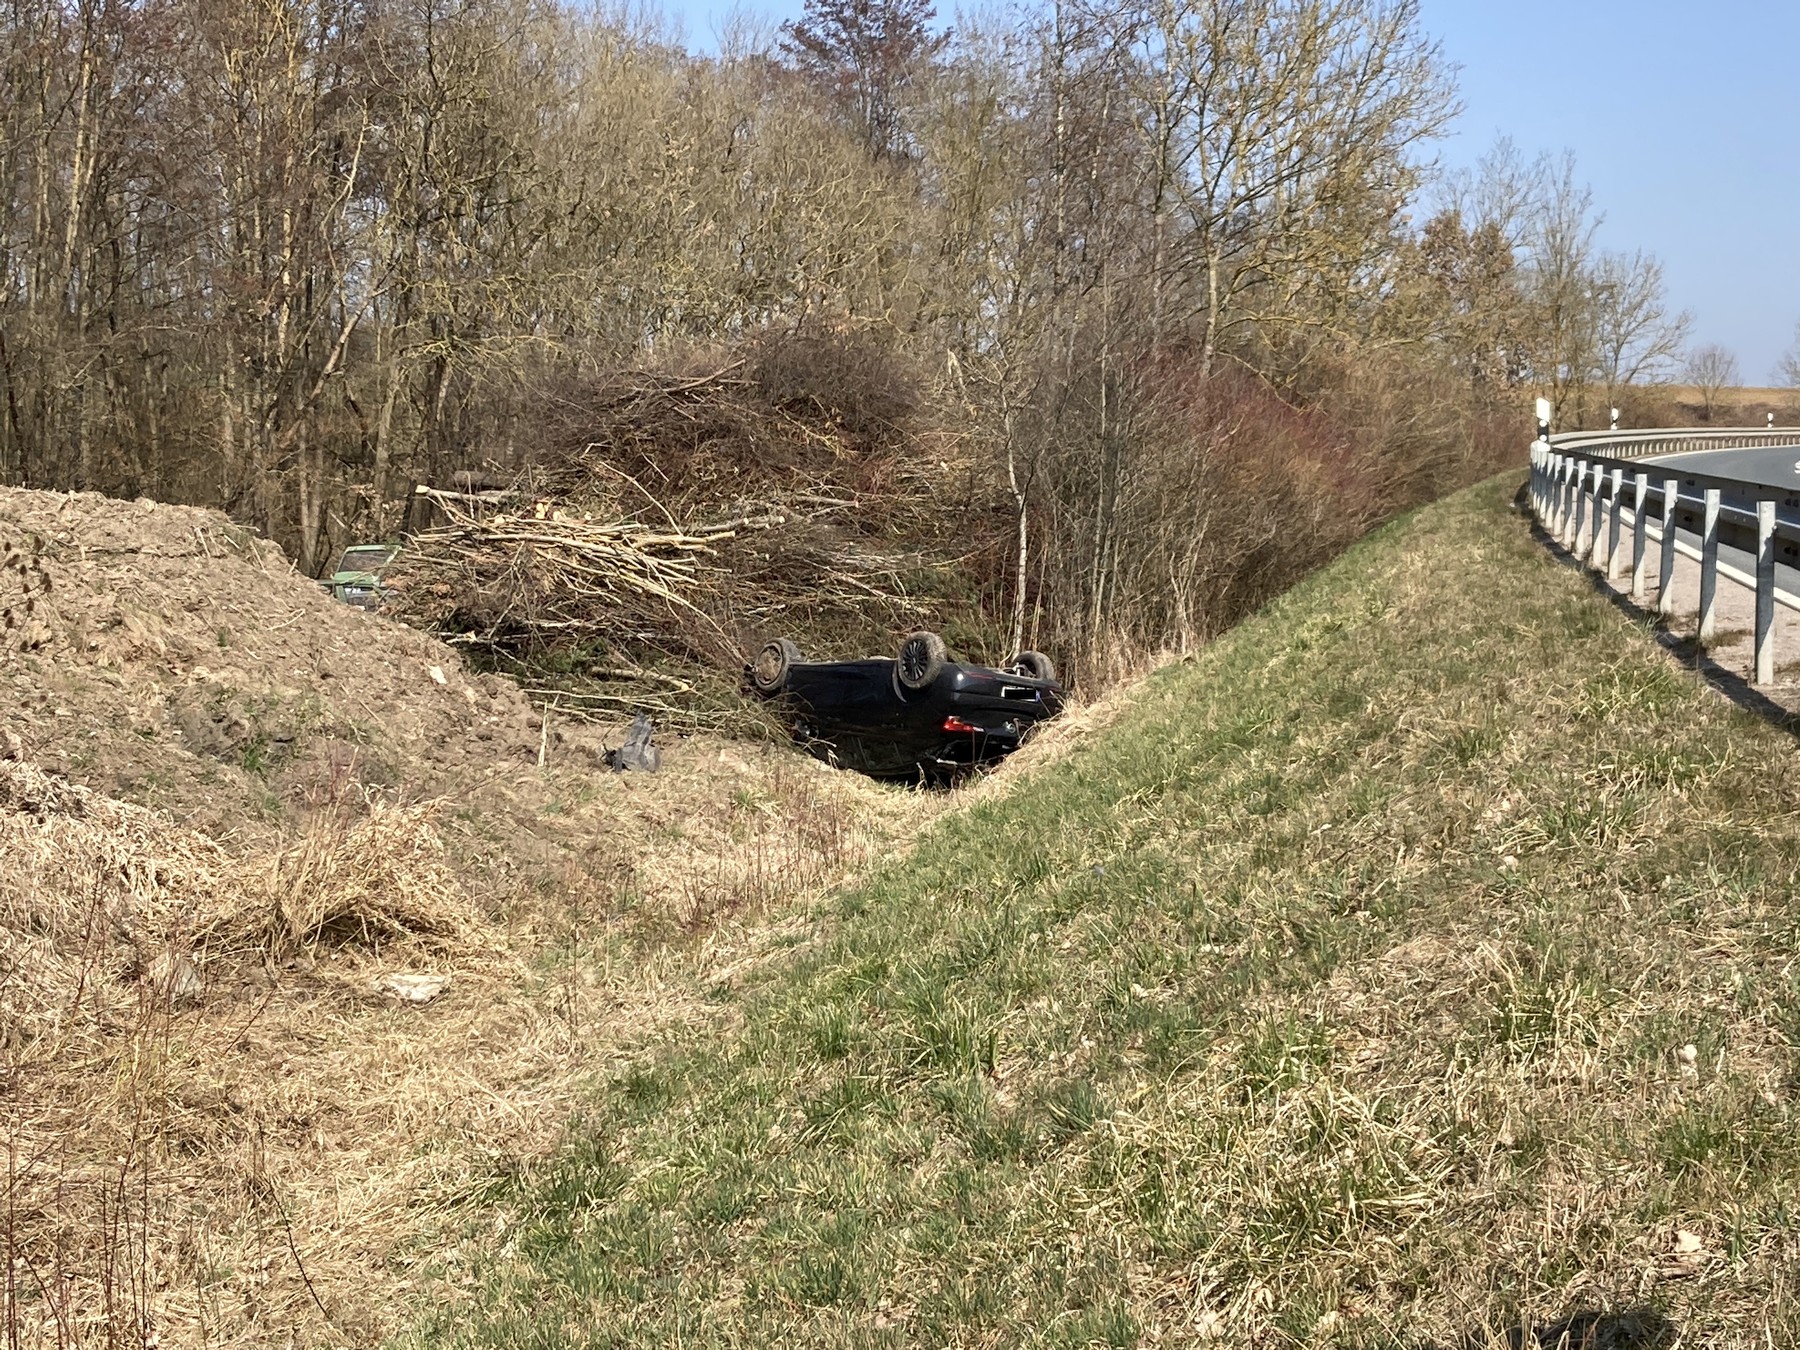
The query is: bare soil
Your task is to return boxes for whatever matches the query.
[2,487,556,837]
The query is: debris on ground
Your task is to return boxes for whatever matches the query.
[372,971,452,1003]
[610,712,663,773]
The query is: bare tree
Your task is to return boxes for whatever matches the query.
[1591,250,1690,406]
[1775,323,1800,388]
[781,0,948,159]
[1684,344,1740,421]
[1399,208,1528,390]
[1518,152,1600,422]
[1121,0,1457,370]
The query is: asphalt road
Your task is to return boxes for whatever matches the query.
[1627,444,1800,599]
[1643,444,1800,491]
[1645,528,1800,601]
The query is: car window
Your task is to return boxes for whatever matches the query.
[338,546,395,574]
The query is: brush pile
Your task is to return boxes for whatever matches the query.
[391,496,782,668]
[209,798,472,955]
[386,332,1008,695]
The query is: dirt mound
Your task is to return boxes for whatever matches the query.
[0,487,554,838]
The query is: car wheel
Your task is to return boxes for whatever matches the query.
[1009,650,1056,683]
[895,630,948,694]
[751,638,803,695]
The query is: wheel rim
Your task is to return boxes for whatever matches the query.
[901,642,928,685]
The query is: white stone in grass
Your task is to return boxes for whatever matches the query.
[1659,1227,1709,1279]
[1677,1043,1698,1077]
[373,972,450,1003]
[146,953,202,1005]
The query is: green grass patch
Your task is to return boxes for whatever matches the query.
[418,476,1800,1346]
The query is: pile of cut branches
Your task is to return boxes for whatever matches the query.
[391,494,780,665]
[386,332,1011,720]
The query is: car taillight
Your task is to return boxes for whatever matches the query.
[942,716,981,734]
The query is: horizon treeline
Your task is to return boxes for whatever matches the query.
[0,0,1695,670]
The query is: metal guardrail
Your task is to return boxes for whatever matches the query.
[1528,427,1800,686]
[1536,428,1800,459]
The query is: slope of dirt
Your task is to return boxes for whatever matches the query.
[0,486,940,1347]
[1,487,552,840]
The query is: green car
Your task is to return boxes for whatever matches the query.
[322,543,400,610]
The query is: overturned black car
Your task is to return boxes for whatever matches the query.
[746,631,1064,782]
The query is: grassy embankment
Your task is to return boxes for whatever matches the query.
[420,474,1800,1346]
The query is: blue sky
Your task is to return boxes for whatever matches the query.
[1424,0,1800,382]
[666,0,1798,381]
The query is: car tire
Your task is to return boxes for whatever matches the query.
[895,630,948,694]
[1009,650,1056,683]
[751,638,803,695]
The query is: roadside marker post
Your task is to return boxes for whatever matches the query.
[1756,499,1777,685]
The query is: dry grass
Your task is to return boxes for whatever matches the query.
[205,799,476,955]
[0,761,499,1346]
[0,725,942,1348]
[1660,385,1798,404]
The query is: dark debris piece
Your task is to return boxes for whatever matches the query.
[609,713,662,773]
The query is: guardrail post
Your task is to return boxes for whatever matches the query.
[1584,465,1604,569]
[1591,468,1605,568]
[1567,462,1587,550]
[1756,499,1777,685]
[1658,477,1680,618]
[1556,456,1572,537]
[1606,466,1624,578]
[1699,486,1721,646]
[1630,470,1649,601]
